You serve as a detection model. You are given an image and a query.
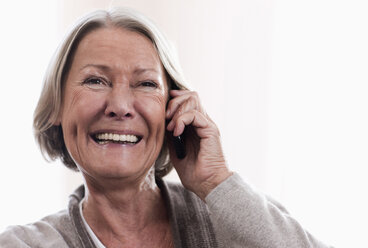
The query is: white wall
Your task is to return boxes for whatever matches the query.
[267,1,368,246]
[1,0,367,247]
[0,0,63,231]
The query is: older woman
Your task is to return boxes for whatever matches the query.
[0,8,332,248]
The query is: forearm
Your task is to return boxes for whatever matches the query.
[205,173,333,248]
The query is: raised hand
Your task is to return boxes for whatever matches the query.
[166,90,233,201]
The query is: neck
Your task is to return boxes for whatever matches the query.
[81,167,169,244]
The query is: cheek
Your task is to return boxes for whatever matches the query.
[136,94,167,132]
[61,89,106,137]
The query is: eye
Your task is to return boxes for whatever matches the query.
[83,77,108,86]
[82,77,112,90]
[140,81,158,88]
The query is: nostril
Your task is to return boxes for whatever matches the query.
[107,111,132,118]
[108,112,117,118]
[104,96,134,118]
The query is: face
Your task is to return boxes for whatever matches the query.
[58,27,168,183]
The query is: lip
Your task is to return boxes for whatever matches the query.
[90,129,144,137]
[89,129,144,147]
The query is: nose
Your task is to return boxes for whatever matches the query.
[104,85,135,119]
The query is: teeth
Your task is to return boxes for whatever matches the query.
[95,133,139,143]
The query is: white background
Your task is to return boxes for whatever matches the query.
[1,0,367,247]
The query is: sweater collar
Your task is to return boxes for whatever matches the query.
[68,178,218,248]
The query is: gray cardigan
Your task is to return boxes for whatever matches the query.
[0,173,332,248]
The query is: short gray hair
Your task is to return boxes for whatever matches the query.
[33,8,188,178]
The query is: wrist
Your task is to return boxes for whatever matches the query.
[195,170,233,201]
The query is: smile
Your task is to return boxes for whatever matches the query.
[93,133,142,145]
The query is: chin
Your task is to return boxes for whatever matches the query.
[82,158,154,181]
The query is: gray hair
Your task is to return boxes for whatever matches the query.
[33,8,188,178]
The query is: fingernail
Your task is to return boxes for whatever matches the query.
[167,121,173,131]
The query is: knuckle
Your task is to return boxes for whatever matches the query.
[191,91,199,97]
[188,93,202,109]
[176,106,188,120]
[188,97,197,106]
[169,101,180,112]
[177,108,184,116]
[190,91,200,101]
[189,109,198,115]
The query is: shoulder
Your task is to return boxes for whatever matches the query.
[0,210,79,248]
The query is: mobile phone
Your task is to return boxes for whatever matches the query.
[172,133,186,159]
[168,83,186,159]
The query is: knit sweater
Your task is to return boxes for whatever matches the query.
[0,173,332,248]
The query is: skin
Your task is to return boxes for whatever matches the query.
[57,26,231,247]
[59,27,172,248]
[166,90,232,200]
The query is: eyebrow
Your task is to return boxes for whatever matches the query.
[79,64,110,72]
[80,64,159,75]
[133,67,159,75]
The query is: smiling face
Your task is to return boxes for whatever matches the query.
[59,27,168,183]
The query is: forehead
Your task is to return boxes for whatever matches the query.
[72,27,162,69]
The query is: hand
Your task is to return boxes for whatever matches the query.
[166,90,233,201]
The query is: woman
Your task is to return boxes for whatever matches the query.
[0,8,332,248]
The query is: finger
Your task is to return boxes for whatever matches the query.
[166,98,204,133]
[172,110,209,137]
[166,91,202,119]
[169,89,191,97]
[166,90,200,118]
[171,96,200,124]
